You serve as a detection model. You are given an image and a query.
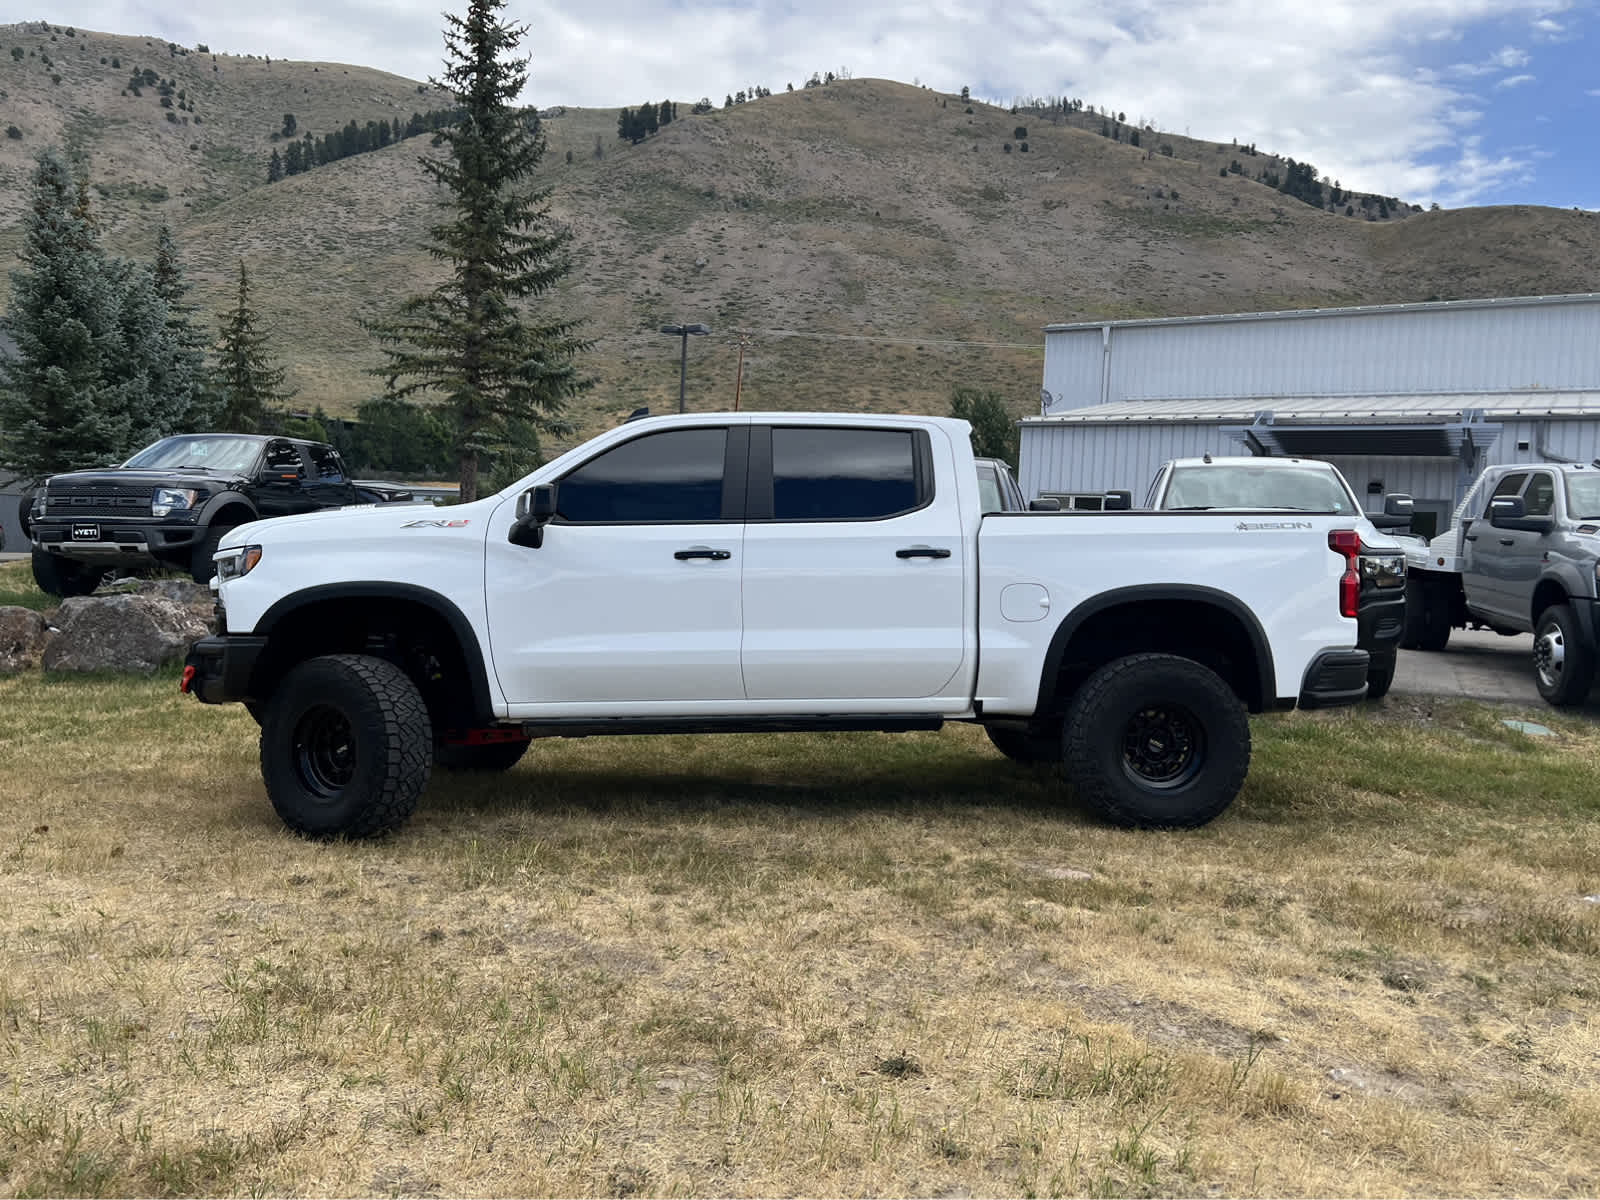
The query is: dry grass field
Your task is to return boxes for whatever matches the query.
[2,571,1599,1196]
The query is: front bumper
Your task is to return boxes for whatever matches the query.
[181,635,267,705]
[33,519,204,566]
[1299,648,1371,709]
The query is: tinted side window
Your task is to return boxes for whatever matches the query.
[1485,472,1526,516]
[771,428,921,521]
[1523,473,1555,517]
[557,428,728,524]
[264,441,304,477]
[307,444,345,482]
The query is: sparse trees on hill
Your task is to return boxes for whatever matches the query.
[213,260,293,433]
[368,0,588,504]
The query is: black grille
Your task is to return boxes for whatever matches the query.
[46,484,153,519]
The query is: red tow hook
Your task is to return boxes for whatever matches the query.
[180,665,196,694]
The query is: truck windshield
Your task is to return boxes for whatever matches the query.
[1164,465,1355,513]
[123,436,263,472]
[1566,474,1600,520]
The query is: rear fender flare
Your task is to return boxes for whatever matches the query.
[1036,584,1276,714]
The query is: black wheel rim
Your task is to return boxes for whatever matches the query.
[1121,704,1205,789]
[292,704,357,801]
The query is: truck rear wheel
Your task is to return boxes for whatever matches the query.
[31,549,101,598]
[1365,651,1397,700]
[984,721,1063,764]
[1533,604,1595,707]
[260,654,432,838]
[1403,576,1451,652]
[1062,653,1250,829]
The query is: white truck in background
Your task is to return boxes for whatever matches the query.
[1145,456,1411,698]
[182,413,1375,838]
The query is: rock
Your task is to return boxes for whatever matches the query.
[42,594,210,674]
[0,607,51,673]
[103,577,217,632]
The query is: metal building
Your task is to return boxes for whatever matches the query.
[1020,293,1600,538]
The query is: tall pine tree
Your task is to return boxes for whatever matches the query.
[213,259,292,432]
[151,223,217,430]
[0,148,191,480]
[369,0,586,503]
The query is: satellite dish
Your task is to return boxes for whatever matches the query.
[1039,388,1054,415]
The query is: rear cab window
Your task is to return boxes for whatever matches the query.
[748,426,932,521]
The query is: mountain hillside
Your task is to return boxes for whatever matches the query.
[3,20,1598,446]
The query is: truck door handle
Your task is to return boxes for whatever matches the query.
[1464,534,1478,542]
[896,546,952,559]
[674,547,731,561]
[1499,538,1515,546]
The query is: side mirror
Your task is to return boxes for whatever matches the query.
[510,483,558,548]
[1028,497,1062,512]
[1489,495,1554,534]
[1103,490,1133,511]
[1489,495,1525,523]
[1371,492,1415,530]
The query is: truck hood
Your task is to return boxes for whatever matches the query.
[224,495,495,545]
[46,467,248,490]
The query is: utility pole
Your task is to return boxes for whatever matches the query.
[659,323,710,413]
[733,335,749,411]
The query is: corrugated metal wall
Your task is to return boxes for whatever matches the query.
[1019,423,1247,499]
[1041,298,1600,414]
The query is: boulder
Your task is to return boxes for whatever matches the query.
[103,577,218,631]
[42,594,210,674]
[0,606,51,673]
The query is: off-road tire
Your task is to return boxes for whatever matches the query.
[1063,653,1250,829]
[1533,603,1595,707]
[31,548,101,598]
[190,522,237,585]
[1403,575,1451,652]
[260,654,432,838]
[434,738,531,772]
[984,721,1063,764]
[1365,651,1397,701]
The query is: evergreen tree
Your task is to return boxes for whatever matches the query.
[949,386,1018,467]
[213,259,292,432]
[368,0,588,503]
[284,141,303,174]
[0,148,132,480]
[151,223,216,429]
[267,148,283,181]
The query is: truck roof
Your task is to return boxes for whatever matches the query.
[1164,456,1337,470]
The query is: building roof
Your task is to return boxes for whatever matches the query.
[1042,293,1600,335]
[1022,391,1600,425]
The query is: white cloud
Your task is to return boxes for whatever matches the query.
[1495,73,1537,87]
[30,0,1574,206]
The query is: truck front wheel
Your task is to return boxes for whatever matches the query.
[1403,576,1451,652]
[31,549,101,598]
[260,654,432,838]
[1533,604,1595,706]
[1062,653,1250,829]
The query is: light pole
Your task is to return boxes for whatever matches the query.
[659,322,710,413]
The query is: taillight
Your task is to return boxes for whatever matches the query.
[1329,529,1360,618]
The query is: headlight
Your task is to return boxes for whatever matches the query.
[152,487,201,517]
[216,544,263,581]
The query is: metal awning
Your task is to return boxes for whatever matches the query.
[1227,411,1501,461]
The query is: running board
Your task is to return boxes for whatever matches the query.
[519,715,946,739]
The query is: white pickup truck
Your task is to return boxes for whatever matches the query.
[182,412,1373,838]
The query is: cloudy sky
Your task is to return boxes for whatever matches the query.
[25,0,1598,209]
